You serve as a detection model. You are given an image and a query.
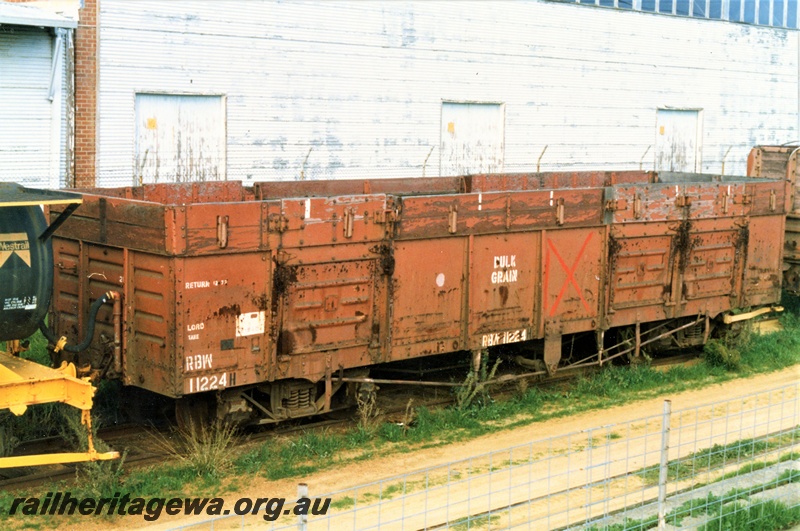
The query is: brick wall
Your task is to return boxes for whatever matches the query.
[74,0,98,187]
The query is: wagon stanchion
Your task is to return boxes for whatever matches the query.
[537,145,548,173]
[639,145,651,170]
[721,146,733,175]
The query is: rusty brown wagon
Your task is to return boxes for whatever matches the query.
[46,167,786,424]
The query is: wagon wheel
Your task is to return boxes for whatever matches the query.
[174,395,213,432]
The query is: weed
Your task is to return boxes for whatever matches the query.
[401,398,415,436]
[775,468,800,486]
[283,430,343,460]
[345,426,373,447]
[259,429,348,480]
[152,419,237,480]
[355,383,380,434]
[515,376,529,397]
[233,443,271,475]
[667,492,722,526]
[0,425,19,457]
[703,339,741,370]
[585,515,659,531]
[379,422,404,443]
[123,463,200,498]
[455,358,501,410]
[75,452,128,499]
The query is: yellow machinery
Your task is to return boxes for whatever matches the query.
[0,184,118,467]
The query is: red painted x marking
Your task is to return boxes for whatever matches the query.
[547,232,594,317]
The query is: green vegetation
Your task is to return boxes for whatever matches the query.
[450,513,501,530]
[587,471,800,531]
[455,357,501,410]
[699,500,800,531]
[153,419,238,480]
[637,428,800,485]
[0,332,65,452]
[2,294,800,529]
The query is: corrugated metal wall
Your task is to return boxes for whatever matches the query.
[0,25,69,189]
[96,0,799,185]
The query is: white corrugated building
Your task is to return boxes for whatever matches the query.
[3,0,800,187]
[0,1,75,189]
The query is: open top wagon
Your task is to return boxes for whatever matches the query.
[47,168,786,424]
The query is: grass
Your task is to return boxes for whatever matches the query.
[222,296,800,490]
[699,500,800,531]
[2,294,800,528]
[450,513,501,530]
[152,418,238,480]
[587,471,800,531]
[636,428,800,485]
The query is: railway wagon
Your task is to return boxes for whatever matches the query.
[747,145,800,293]
[46,169,786,424]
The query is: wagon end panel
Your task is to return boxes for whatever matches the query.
[50,238,178,396]
[176,254,271,397]
[743,215,784,306]
[125,251,177,395]
[50,238,123,375]
[783,216,800,293]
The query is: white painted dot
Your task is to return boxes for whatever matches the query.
[435,273,445,287]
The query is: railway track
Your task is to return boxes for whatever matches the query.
[0,351,700,492]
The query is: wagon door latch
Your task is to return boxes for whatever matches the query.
[374,206,400,225]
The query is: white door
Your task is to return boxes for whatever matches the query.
[655,109,702,172]
[135,94,226,184]
[440,102,504,176]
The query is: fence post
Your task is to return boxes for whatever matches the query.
[298,483,308,531]
[658,400,672,531]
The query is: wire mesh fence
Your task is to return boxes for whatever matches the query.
[168,382,799,530]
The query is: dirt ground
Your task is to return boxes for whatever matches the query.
[29,366,800,530]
